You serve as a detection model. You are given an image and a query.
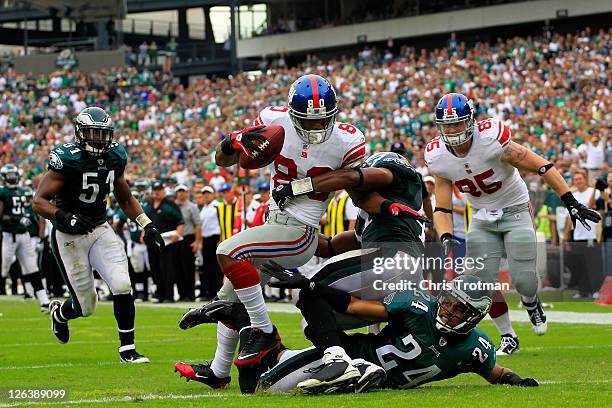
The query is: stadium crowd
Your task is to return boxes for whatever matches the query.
[0,27,610,301]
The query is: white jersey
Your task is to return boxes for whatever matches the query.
[254,106,366,227]
[424,118,529,210]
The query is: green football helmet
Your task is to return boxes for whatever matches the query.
[1,164,20,188]
[436,274,492,335]
[74,107,114,156]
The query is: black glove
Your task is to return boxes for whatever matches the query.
[595,178,607,192]
[561,192,601,231]
[272,184,295,211]
[143,224,165,252]
[500,372,539,387]
[440,233,461,257]
[260,260,312,290]
[55,210,97,234]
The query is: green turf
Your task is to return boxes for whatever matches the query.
[0,298,610,407]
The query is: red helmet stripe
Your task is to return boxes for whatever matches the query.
[309,75,320,108]
[446,94,453,116]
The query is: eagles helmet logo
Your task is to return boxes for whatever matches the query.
[49,151,63,169]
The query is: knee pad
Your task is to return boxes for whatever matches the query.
[80,292,98,317]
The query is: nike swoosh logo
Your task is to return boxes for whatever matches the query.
[237,352,259,360]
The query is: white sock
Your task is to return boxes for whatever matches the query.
[36,289,49,305]
[521,295,537,305]
[234,284,273,333]
[24,282,35,297]
[210,323,238,378]
[493,312,516,337]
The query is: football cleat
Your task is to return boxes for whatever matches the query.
[234,326,282,367]
[496,334,520,356]
[297,350,361,394]
[522,297,547,336]
[174,362,230,389]
[49,300,69,344]
[119,346,150,363]
[179,299,241,330]
[353,359,387,393]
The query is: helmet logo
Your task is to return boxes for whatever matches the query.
[288,86,296,103]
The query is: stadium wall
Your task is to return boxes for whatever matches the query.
[13,49,125,75]
[237,0,612,58]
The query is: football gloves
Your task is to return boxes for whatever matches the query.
[500,372,539,387]
[561,192,601,231]
[143,224,165,252]
[19,216,32,227]
[220,125,267,159]
[272,184,294,210]
[381,200,432,225]
[55,210,97,234]
[440,233,461,257]
[260,260,313,290]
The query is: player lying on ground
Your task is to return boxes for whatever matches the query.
[425,93,601,355]
[33,107,165,363]
[178,268,538,394]
[0,164,50,312]
[175,151,432,391]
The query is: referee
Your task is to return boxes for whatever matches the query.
[175,184,201,301]
[143,181,184,303]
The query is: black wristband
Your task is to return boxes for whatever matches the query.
[311,283,352,313]
[434,207,453,214]
[380,200,392,215]
[220,138,235,155]
[537,163,554,176]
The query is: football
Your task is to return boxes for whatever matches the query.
[238,125,285,169]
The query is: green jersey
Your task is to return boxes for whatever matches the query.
[355,152,425,256]
[48,142,127,232]
[114,208,142,242]
[0,186,28,234]
[351,289,496,389]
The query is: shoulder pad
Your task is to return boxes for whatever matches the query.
[475,118,511,148]
[253,106,289,126]
[424,136,444,164]
[109,142,128,162]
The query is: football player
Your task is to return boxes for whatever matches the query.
[32,107,165,363]
[198,270,540,393]
[425,93,601,354]
[177,151,430,392]
[177,74,366,388]
[0,164,50,312]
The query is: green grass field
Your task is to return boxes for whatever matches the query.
[0,298,610,407]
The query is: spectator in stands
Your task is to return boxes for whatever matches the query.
[174,184,201,302]
[138,41,148,66]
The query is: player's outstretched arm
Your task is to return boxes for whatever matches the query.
[501,141,601,229]
[32,170,65,220]
[484,364,539,387]
[433,176,453,236]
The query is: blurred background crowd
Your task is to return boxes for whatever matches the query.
[1,26,610,302]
